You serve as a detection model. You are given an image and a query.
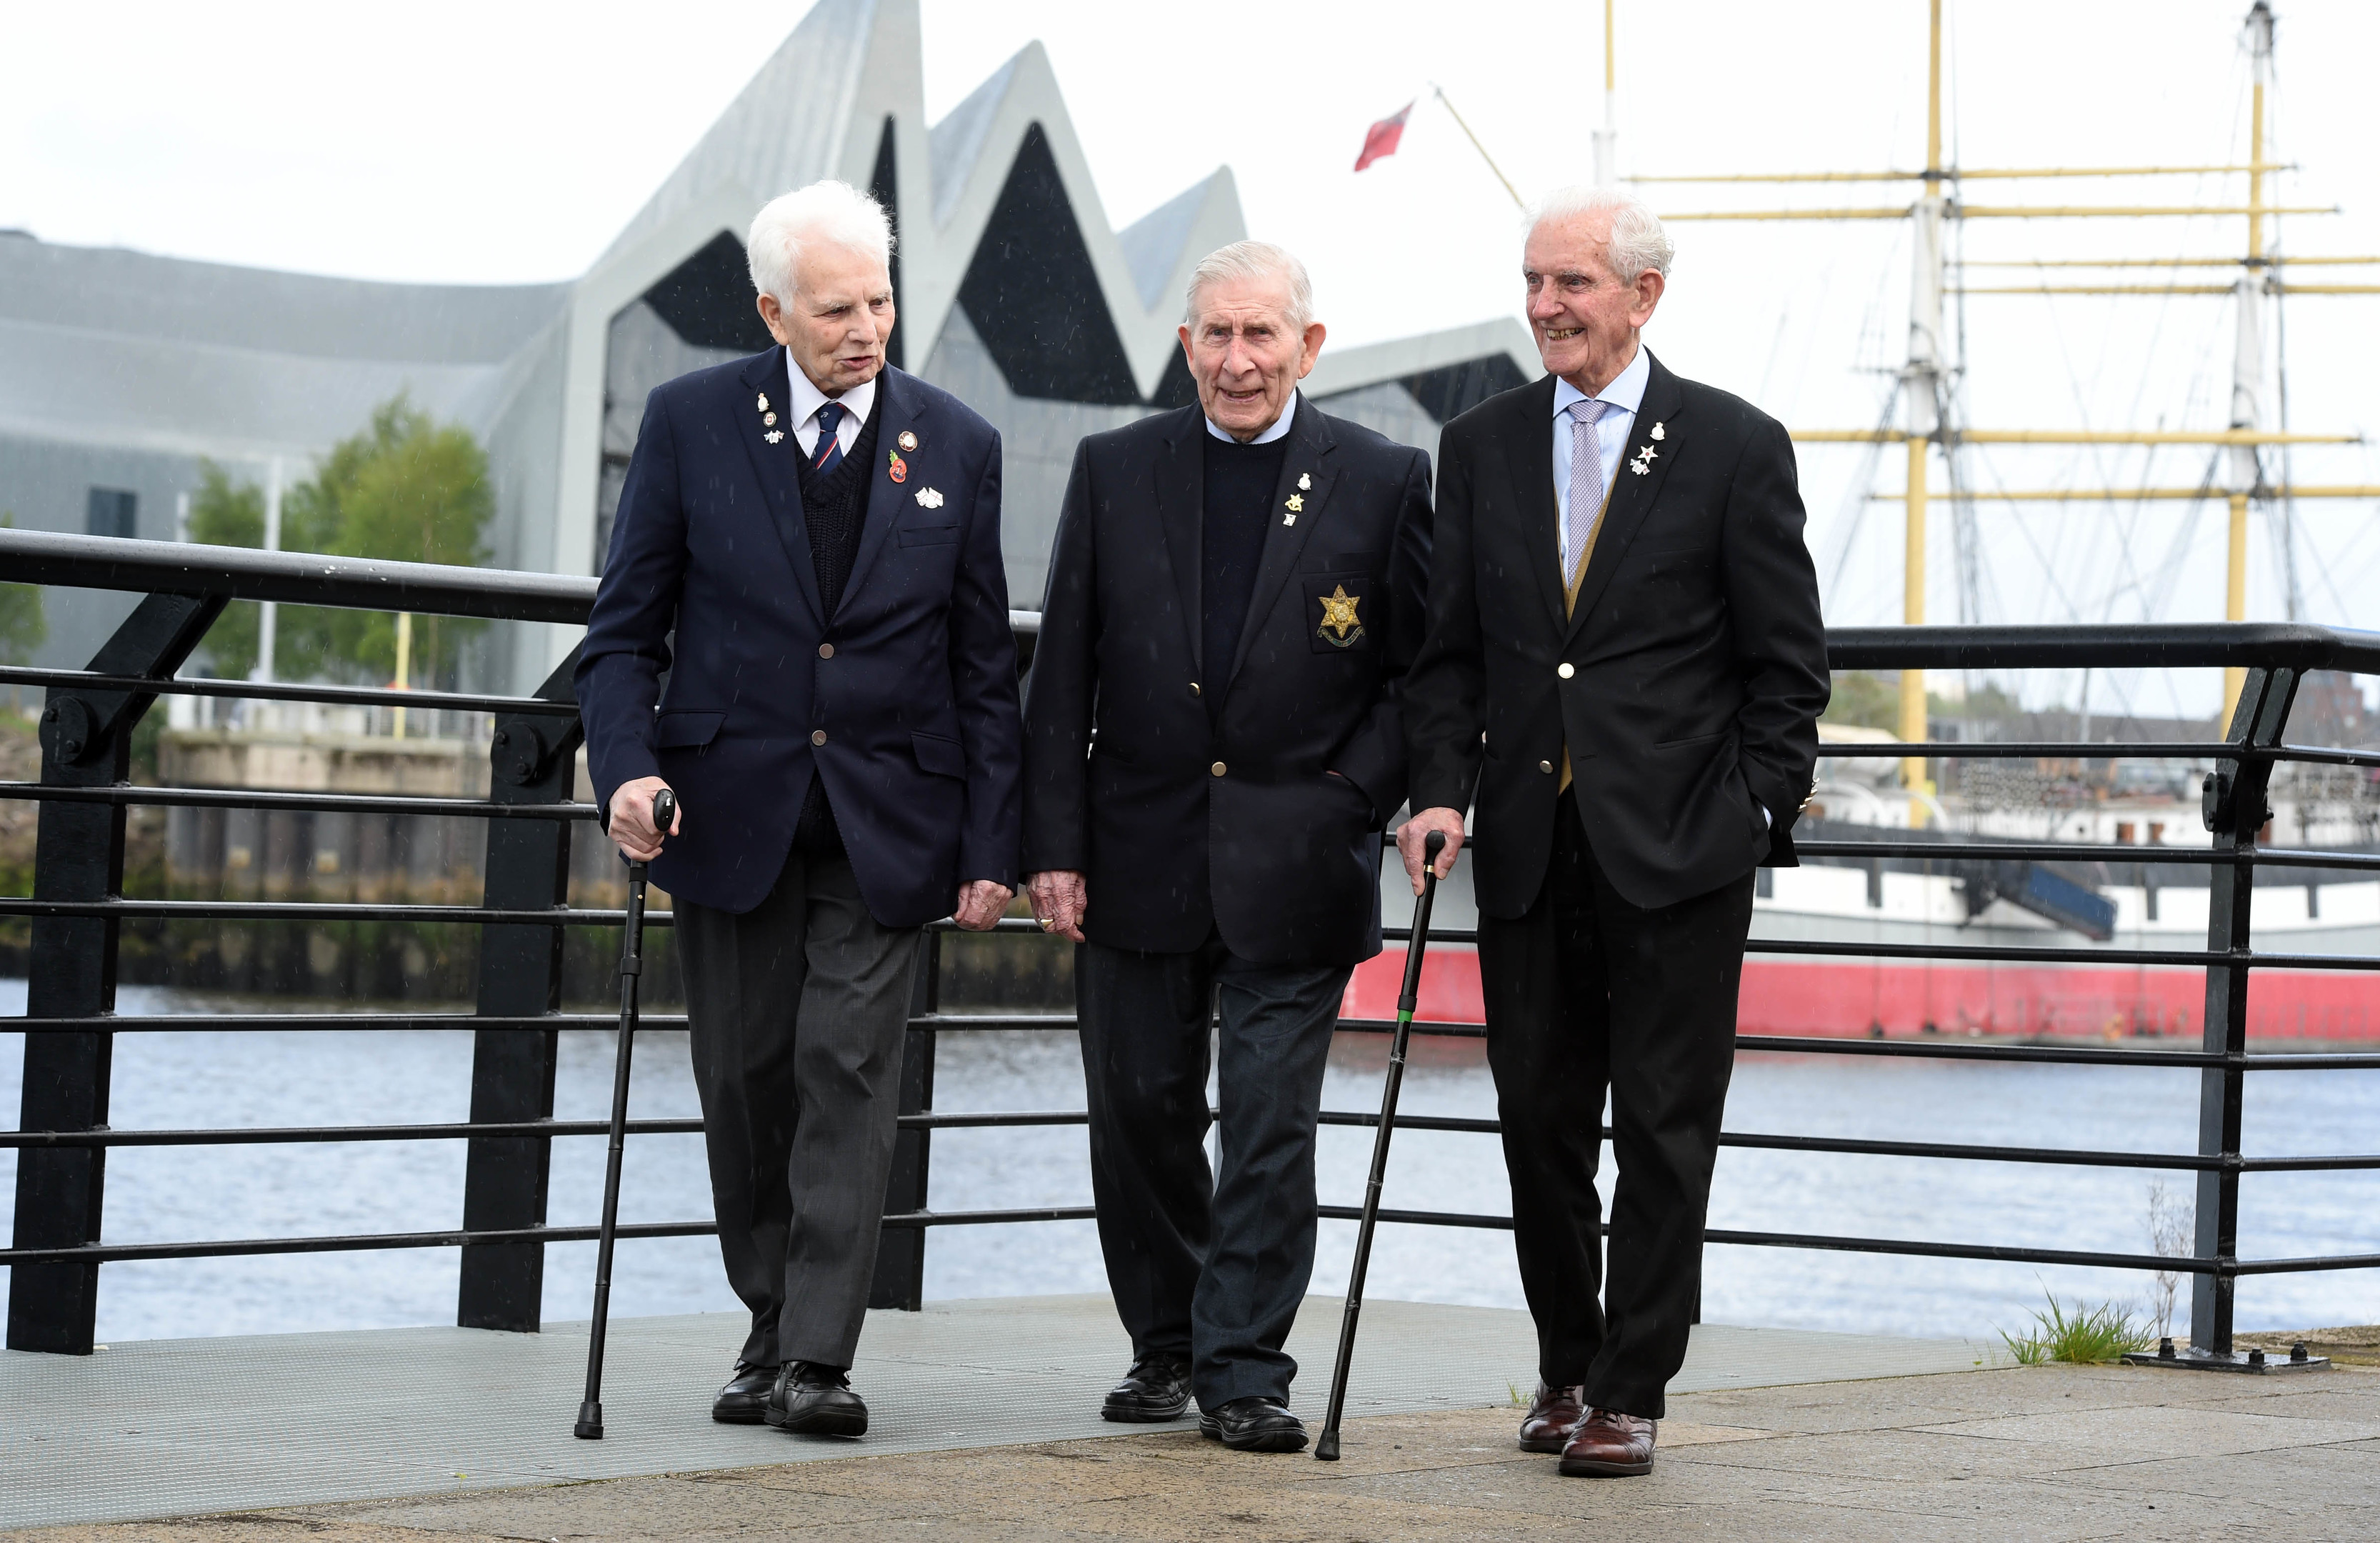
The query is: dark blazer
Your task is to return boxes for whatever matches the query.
[576,355,1021,925]
[1405,350,1829,917]
[1023,396,1433,967]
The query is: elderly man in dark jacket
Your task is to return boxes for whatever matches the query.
[577,179,1019,1440]
[1024,241,1432,1453]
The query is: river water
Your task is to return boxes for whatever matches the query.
[2,981,2371,1349]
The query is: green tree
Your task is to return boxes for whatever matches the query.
[186,461,268,678]
[1823,670,1901,731]
[307,396,493,686]
[182,398,493,686]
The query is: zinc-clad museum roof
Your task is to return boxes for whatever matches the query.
[0,0,1534,691]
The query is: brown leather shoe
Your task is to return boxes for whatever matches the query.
[1517,1383,1586,1453]
[1558,1407,1656,1477]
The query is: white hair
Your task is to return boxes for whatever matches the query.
[1524,185,1674,283]
[746,180,895,306]
[1184,240,1314,331]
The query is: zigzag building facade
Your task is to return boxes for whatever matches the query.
[0,0,1534,691]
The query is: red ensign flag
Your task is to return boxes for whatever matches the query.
[1354,101,1414,172]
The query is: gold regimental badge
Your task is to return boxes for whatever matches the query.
[1316,584,1363,647]
[898,430,919,451]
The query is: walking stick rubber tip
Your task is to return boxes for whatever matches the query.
[574,1402,604,1440]
[1314,1431,1341,1462]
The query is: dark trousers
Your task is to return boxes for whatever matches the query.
[1076,935,1351,1409]
[676,844,920,1371]
[1478,796,1752,1420]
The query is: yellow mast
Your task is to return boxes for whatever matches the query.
[1899,0,1946,817]
[2225,1,2275,717]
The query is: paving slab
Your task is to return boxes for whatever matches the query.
[15,1369,2377,1543]
[0,1294,1991,1532]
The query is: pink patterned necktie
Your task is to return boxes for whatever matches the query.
[1565,398,1611,589]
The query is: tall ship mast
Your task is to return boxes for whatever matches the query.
[1635,0,2377,824]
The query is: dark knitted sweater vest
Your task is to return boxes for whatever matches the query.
[1200,430,1288,725]
[791,397,884,854]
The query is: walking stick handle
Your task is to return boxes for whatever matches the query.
[1316,829,1445,1462]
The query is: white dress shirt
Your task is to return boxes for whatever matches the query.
[784,350,875,459]
[1204,391,1299,444]
[1550,342,1650,576]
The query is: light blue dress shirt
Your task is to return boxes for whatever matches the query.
[1550,343,1651,577]
[1204,391,1299,444]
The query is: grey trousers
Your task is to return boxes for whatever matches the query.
[1076,934,1351,1409]
[676,844,920,1370]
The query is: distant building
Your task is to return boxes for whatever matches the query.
[0,0,1533,691]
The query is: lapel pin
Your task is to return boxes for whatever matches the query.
[756,393,770,411]
[765,430,785,444]
[916,486,945,509]
[763,411,777,426]
[898,430,919,452]
[889,451,908,484]
[1651,421,1666,441]
[1285,493,1305,513]
[1629,444,1658,475]
[1297,471,1312,491]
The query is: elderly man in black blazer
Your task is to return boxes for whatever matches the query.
[1023,241,1431,1453]
[1400,186,1828,1478]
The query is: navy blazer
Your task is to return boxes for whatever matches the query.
[576,354,1021,924]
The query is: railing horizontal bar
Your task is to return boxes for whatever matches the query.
[0,1220,719,1267]
[0,664,579,717]
[1813,740,2380,770]
[4,1014,689,1033]
[1736,1033,2221,1066]
[909,1014,1082,1031]
[0,529,597,624]
[1745,937,2380,972]
[1793,839,2380,872]
[878,1206,1096,1229]
[2237,1154,2380,1172]
[0,781,601,822]
[0,899,658,926]
[0,1117,706,1148]
[899,1109,1090,1130]
[6,1214,2364,1279]
[1334,1017,1488,1039]
[1822,621,2380,674]
[2229,1251,2380,1276]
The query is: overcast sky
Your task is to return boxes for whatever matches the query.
[6,1,2375,711]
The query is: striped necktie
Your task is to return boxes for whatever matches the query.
[810,401,848,475]
[1565,397,1611,589]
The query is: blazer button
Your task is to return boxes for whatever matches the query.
[1540,759,1554,773]
[1211,761,1227,777]
[811,729,828,746]
[819,643,834,659]
[1558,662,1575,679]
[1190,681,1201,696]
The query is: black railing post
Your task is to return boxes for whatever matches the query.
[8,591,224,1353]
[870,929,940,1309]
[2187,666,2295,1357]
[456,651,586,1332]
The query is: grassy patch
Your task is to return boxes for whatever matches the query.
[2000,1294,2153,1365]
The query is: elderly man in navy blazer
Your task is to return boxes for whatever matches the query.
[576,179,1020,1440]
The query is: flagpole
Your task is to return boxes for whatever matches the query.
[1429,84,1524,208]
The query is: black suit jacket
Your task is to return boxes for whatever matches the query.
[1406,351,1829,917]
[576,356,1021,924]
[1024,396,1433,966]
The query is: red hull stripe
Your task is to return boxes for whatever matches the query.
[1343,947,2379,1040]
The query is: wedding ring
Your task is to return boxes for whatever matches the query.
[1039,917,1057,931]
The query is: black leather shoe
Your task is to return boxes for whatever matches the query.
[1102,1353,1193,1422]
[1197,1396,1309,1453]
[711,1360,777,1424]
[764,1361,868,1438]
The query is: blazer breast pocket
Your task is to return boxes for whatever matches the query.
[653,709,724,749]
[897,520,962,546]
[1303,570,1374,654]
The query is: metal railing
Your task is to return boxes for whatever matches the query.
[3,529,2376,1360]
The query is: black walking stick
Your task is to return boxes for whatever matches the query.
[575,786,674,1441]
[1315,827,1446,1462]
